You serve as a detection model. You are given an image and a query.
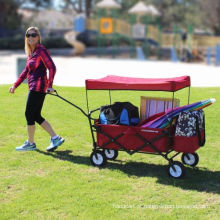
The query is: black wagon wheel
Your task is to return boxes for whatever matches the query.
[90,150,107,167]
[103,149,118,160]
[168,161,185,179]
[181,153,199,167]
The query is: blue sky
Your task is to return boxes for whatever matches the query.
[53,0,60,8]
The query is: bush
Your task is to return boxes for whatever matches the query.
[76,29,134,47]
[42,37,72,49]
[0,36,24,50]
[0,36,71,50]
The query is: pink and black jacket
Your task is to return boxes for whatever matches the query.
[14,44,56,93]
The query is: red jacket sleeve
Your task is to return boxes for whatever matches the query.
[14,61,28,88]
[39,48,56,88]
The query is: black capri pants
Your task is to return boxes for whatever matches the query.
[25,91,46,125]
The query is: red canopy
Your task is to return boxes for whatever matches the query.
[85,75,190,92]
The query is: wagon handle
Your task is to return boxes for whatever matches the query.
[46,89,89,118]
[89,107,100,114]
[46,89,58,96]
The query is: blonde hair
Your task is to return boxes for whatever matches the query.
[25,27,41,56]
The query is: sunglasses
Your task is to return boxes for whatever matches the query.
[26,33,38,38]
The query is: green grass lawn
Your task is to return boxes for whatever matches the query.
[0,84,220,219]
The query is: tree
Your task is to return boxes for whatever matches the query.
[15,0,52,8]
[85,0,92,17]
[0,0,53,30]
[0,0,22,30]
[149,0,202,29]
[199,0,220,34]
[48,0,207,32]
[61,0,97,18]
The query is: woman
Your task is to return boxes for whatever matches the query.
[9,27,64,151]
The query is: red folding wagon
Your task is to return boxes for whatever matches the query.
[49,75,206,178]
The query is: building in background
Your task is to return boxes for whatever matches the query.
[18,8,76,37]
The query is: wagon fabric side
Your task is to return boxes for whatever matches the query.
[95,123,173,153]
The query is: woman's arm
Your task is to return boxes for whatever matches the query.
[39,48,56,88]
[11,63,29,92]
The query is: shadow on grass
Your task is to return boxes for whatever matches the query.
[108,161,220,195]
[36,149,91,166]
[36,149,220,195]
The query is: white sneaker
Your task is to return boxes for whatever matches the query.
[16,141,37,151]
[46,136,65,152]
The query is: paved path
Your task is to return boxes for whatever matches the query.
[0,52,220,87]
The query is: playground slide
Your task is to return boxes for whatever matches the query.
[136,47,146,60]
[64,31,85,55]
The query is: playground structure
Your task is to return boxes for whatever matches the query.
[64,30,86,55]
[65,0,162,59]
[65,0,220,64]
